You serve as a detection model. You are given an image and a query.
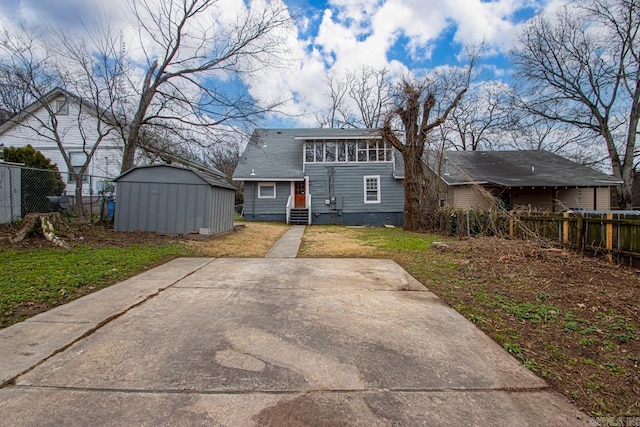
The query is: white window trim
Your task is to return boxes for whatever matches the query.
[68,151,88,183]
[303,140,393,164]
[363,175,381,204]
[258,182,277,199]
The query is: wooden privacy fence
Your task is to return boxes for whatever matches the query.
[509,212,640,267]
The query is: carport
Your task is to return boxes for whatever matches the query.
[113,164,235,235]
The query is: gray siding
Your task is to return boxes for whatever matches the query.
[305,163,404,215]
[209,186,235,233]
[242,165,404,225]
[114,166,234,234]
[243,181,291,217]
[115,182,209,233]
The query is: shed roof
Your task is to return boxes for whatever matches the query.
[430,150,621,188]
[115,164,235,190]
[233,128,381,181]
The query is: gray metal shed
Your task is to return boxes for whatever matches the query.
[113,164,235,235]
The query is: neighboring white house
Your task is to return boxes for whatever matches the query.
[0,88,123,197]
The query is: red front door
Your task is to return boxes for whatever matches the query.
[294,181,306,208]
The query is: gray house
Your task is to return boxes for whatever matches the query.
[114,164,235,234]
[233,128,405,226]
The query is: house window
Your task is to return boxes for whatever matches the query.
[347,141,357,161]
[357,141,367,162]
[364,175,380,204]
[304,139,392,163]
[325,141,336,162]
[68,152,88,182]
[258,182,276,199]
[56,99,69,115]
[305,142,315,162]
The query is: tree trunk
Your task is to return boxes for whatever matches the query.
[74,177,85,218]
[121,135,137,173]
[616,173,634,209]
[402,153,426,232]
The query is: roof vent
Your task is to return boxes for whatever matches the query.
[531,166,535,173]
[250,169,256,176]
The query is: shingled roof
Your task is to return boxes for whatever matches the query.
[433,150,621,188]
[233,128,381,181]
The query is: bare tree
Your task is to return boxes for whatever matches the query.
[315,66,393,129]
[503,113,608,168]
[118,0,292,173]
[315,71,354,128]
[441,81,513,151]
[381,65,472,231]
[347,67,393,128]
[0,29,123,217]
[206,140,242,182]
[512,0,640,208]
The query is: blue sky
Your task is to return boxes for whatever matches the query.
[0,0,553,127]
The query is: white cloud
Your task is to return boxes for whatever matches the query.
[0,0,547,128]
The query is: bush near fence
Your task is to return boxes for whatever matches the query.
[434,208,640,267]
[0,163,114,224]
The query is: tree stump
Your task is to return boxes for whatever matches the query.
[10,213,69,248]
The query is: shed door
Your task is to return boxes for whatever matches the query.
[294,180,306,208]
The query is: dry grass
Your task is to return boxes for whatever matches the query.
[298,225,378,257]
[186,222,290,257]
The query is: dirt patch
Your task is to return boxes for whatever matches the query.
[0,221,289,254]
[0,220,180,249]
[425,237,640,416]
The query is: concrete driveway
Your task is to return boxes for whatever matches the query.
[0,257,588,426]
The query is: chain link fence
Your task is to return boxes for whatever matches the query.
[0,162,116,224]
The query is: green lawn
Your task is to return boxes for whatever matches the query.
[0,244,190,327]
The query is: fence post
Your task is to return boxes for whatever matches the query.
[576,214,584,252]
[563,211,570,246]
[606,213,613,262]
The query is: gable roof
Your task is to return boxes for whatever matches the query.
[431,150,621,188]
[114,164,235,190]
[233,128,382,181]
[0,87,122,136]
